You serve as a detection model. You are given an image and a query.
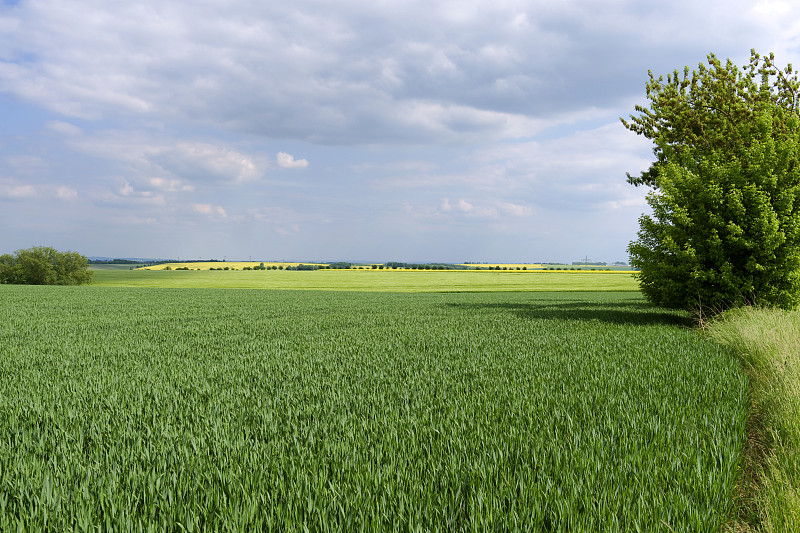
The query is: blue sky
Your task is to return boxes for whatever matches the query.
[1,0,798,262]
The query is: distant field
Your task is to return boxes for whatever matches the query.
[137,261,327,270]
[129,261,634,272]
[0,287,747,530]
[87,263,143,270]
[458,263,634,271]
[91,268,640,291]
[539,264,635,271]
[457,263,544,269]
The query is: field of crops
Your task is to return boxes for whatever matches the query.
[0,285,748,530]
[91,268,639,292]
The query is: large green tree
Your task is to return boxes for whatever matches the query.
[622,50,800,311]
[0,246,92,285]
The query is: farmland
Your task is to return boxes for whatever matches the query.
[132,261,634,272]
[91,268,639,292]
[138,261,329,271]
[0,281,748,531]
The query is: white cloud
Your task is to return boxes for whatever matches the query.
[0,0,795,262]
[462,121,655,211]
[244,206,295,222]
[438,197,504,219]
[158,142,263,183]
[116,215,158,225]
[148,177,194,192]
[56,185,78,199]
[276,152,309,169]
[0,180,36,199]
[746,1,800,58]
[4,155,48,173]
[276,223,300,235]
[603,191,648,210]
[352,160,438,174]
[93,179,164,206]
[46,120,82,136]
[193,203,227,218]
[0,0,774,145]
[68,133,266,184]
[499,202,532,216]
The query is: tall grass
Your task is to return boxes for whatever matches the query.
[707,307,800,531]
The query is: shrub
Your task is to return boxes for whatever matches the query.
[0,246,92,285]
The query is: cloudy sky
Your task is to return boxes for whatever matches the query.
[1,0,798,262]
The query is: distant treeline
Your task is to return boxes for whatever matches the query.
[235,264,321,271]
[147,259,222,265]
[89,259,145,265]
[90,259,223,265]
[241,262,479,271]
[383,262,462,270]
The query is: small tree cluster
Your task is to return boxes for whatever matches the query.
[383,262,461,270]
[0,246,93,285]
[285,264,319,271]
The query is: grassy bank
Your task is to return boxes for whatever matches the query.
[0,287,746,531]
[707,308,800,531]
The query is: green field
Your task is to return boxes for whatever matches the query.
[91,268,639,292]
[0,281,748,531]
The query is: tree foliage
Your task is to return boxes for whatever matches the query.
[622,50,800,311]
[0,246,93,285]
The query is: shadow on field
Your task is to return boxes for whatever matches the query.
[446,300,693,328]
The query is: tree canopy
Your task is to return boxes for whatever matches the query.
[0,247,93,286]
[622,50,800,311]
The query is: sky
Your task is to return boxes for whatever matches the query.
[1,0,799,263]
